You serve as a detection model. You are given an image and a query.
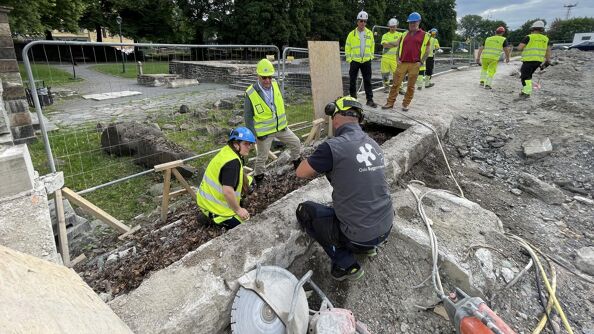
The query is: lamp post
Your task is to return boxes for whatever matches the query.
[116,15,125,73]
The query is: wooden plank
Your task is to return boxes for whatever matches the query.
[62,187,130,234]
[304,119,325,146]
[307,41,343,137]
[161,169,172,222]
[154,160,184,172]
[54,190,70,266]
[172,168,196,201]
[118,225,142,240]
[68,253,87,268]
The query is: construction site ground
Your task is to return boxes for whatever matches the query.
[72,49,594,333]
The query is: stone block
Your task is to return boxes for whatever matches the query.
[4,99,27,114]
[0,47,15,59]
[0,144,34,197]
[522,137,552,158]
[575,247,594,276]
[2,83,25,100]
[0,23,10,37]
[518,172,565,205]
[10,124,35,144]
[0,71,24,86]
[0,36,13,48]
[0,12,7,24]
[0,59,17,72]
[39,172,64,194]
[8,111,32,127]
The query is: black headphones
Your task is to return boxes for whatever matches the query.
[324,97,364,123]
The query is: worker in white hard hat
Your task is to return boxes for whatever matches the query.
[380,18,403,93]
[516,20,551,98]
[345,10,378,108]
[244,59,302,186]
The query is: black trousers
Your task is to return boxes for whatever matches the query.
[349,60,373,102]
[426,57,435,76]
[520,61,541,86]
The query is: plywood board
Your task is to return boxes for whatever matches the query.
[307,41,343,126]
[0,245,133,333]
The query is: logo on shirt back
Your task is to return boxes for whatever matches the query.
[356,143,385,173]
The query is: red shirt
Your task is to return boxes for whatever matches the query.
[399,29,429,63]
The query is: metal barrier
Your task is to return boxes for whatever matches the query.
[21,41,288,220]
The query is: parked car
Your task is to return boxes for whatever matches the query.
[569,41,594,51]
[551,45,569,50]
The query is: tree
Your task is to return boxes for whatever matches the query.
[458,15,484,40]
[3,0,86,38]
[548,17,594,43]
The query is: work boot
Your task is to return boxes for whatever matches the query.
[479,81,485,86]
[253,174,265,187]
[485,85,492,90]
[292,158,302,170]
[518,92,530,98]
[425,82,435,88]
[366,100,378,108]
[331,263,365,281]
[354,246,377,258]
[417,86,423,90]
[381,103,394,110]
[401,105,409,112]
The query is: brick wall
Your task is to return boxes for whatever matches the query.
[169,61,256,84]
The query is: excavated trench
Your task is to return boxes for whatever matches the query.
[75,122,406,298]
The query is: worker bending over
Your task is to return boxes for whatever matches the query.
[295,96,393,281]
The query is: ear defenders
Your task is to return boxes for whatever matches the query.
[324,97,364,123]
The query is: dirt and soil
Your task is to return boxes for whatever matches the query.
[74,49,593,333]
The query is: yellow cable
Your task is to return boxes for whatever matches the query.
[510,236,573,334]
[533,259,556,334]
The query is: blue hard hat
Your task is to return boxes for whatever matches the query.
[407,12,421,22]
[229,127,256,143]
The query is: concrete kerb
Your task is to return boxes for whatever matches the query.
[109,111,452,333]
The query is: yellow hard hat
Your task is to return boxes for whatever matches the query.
[256,59,275,76]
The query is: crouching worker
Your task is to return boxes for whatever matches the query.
[197,127,256,229]
[295,96,394,281]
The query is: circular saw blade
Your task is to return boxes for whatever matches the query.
[231,287,286,334]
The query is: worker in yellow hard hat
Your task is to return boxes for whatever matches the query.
[380,18,403,93]
[476,26,511,89]
[421,28,441,89]
[516,20,551,98]
[244,59,302,186]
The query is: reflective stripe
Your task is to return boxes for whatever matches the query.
[255,115,283,126]
[203,174,240,197]
[257,119,287,133]
[198,188,229,207]
[246,87,256,95]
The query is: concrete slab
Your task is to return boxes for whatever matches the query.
[0,144,34,197]
[82,91,142,101]
[0,245,133,334]
[0,176,60,263]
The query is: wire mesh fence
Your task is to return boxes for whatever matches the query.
[20,41,316,220]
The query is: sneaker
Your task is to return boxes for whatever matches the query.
[485,85,492,90]
[381,103,394,110]
[417,86,422,90]
[425,83,435,88]
[331,263,365,281]
[519,92,530,98]
[479,82,485,86]
[253,174,265,188]
[402,105,409,112]
[366,100,378,108]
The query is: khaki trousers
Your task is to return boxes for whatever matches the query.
[254,127,301,175]
[385,62,421,107]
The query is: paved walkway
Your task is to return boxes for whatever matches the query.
[44,64,242,127]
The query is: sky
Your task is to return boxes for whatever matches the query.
[455,0,594,29]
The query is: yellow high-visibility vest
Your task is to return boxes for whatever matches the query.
[245,80,287,137]
[197,145,243,224]
[481,35,506,61]
[345,27,375,63]
[381,31,402,61]
[521,33,549,62]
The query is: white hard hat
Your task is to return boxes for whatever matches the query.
[531,20,545,29]
[388,18,398,27]
[357,11,368,20]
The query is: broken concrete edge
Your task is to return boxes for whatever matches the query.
[109,112,452,333]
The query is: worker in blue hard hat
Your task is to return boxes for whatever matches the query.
[382,12,431,112]
[196,127,256,229]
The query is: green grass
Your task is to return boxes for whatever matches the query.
[19,63,82,87]
[89,62,170,79]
